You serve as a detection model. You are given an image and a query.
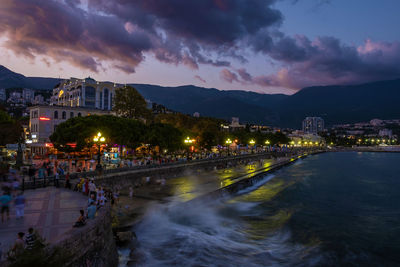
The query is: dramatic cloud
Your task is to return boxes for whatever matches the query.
[222,37,400,90]
[0,0,282,73]
[0,0,399,91]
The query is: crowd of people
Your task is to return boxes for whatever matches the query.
[72,178,119,227]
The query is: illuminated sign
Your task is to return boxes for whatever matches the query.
[59,90,64,97]
[32,134,37,138]
[39,117,51,121]
[25,140,33,144]
[45,143,53,147]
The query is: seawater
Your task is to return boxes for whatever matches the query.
[129,152,400,266]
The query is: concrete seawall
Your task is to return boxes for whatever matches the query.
[48,204,118,267]
[93,151,307,189]
[188,150,326,204]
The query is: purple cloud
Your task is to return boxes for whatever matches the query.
[220,69,239,83]
[0,0,281,74]
[194,75,206,83]
[1,0,400,91]
[222,37,400,90]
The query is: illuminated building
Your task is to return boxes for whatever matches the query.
[302,117,324,134]
[50,77,121,110]
[27,105,110,155]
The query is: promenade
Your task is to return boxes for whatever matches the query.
[0,187,87,258]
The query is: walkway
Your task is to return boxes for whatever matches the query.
[0,187,87,256]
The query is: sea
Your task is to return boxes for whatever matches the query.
[124,152,400,266]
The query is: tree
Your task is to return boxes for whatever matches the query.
[0,110,23,146]
[146,123,183,153]
[113,85,152,121]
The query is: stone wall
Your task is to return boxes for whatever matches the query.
[48,204,118,267]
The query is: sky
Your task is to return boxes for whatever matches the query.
[0,0,400,95]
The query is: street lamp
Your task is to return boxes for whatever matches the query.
[225,138,232,156]
[184,136,193,160]
[93,132,106,171]
[249,139,255,153]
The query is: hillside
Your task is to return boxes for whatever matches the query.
[276,79,400,128]
[1,65,400,128]
[0,65,59,89]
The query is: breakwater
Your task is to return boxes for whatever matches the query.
[93,151,314,189]
[188,150,325,204]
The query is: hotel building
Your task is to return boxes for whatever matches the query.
[302,117,324,134]
[27,77,121,156]
[50,77,121,110]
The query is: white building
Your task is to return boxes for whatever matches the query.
[27,105,110,155]
[302,117,324,134]
[33,94,46,105]
[229,117,246,131]
[50,77,121,110]
[193,112,200,118]
[22,88,35,103]
[379,129,393,138]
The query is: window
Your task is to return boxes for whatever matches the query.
[54,111,58,119]
[85,86,96,107]
[103,88,109,110]
[77,113,81,117]
[100,91,103,109]
[70,112,74,118]
[62,111,66,119]
[110,93,112,109]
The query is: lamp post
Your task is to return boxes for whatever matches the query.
[184,136,193,160]
[225,138,232,156]
[249,139,255,153]
[93,132,106,171]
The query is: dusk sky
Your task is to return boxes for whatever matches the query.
[1,0,400,95]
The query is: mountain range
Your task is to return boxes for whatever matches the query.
[1,65,400,128]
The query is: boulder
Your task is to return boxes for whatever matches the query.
[116,231,134,245]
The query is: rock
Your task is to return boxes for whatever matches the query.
[116,231,134,245]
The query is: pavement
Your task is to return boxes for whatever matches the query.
[0,187,87,256]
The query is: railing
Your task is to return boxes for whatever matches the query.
[21,148,322,190]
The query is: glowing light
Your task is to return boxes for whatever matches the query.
[249,139,255,145]
[100,137,105,142]
[39,117,51,121]
[225,138,232,144]
[184,136,193,144]
[58,90,64,97]
[265,140,270,145]
[45,143,53,147]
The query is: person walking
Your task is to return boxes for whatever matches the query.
[55,171,60,188]
[65,172,71,189]
[0,192,12,223]
[14,192,26,219]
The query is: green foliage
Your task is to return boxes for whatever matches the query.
[50,115,184,152]
[50,115,147,152]
[146,123,183,152]
[0,110,23,146]
[113,85,152,120]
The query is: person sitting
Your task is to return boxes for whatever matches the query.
[10,232,25,258]
[25,228,37,250]
[87,202,96,219]
[73,210,86,227]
